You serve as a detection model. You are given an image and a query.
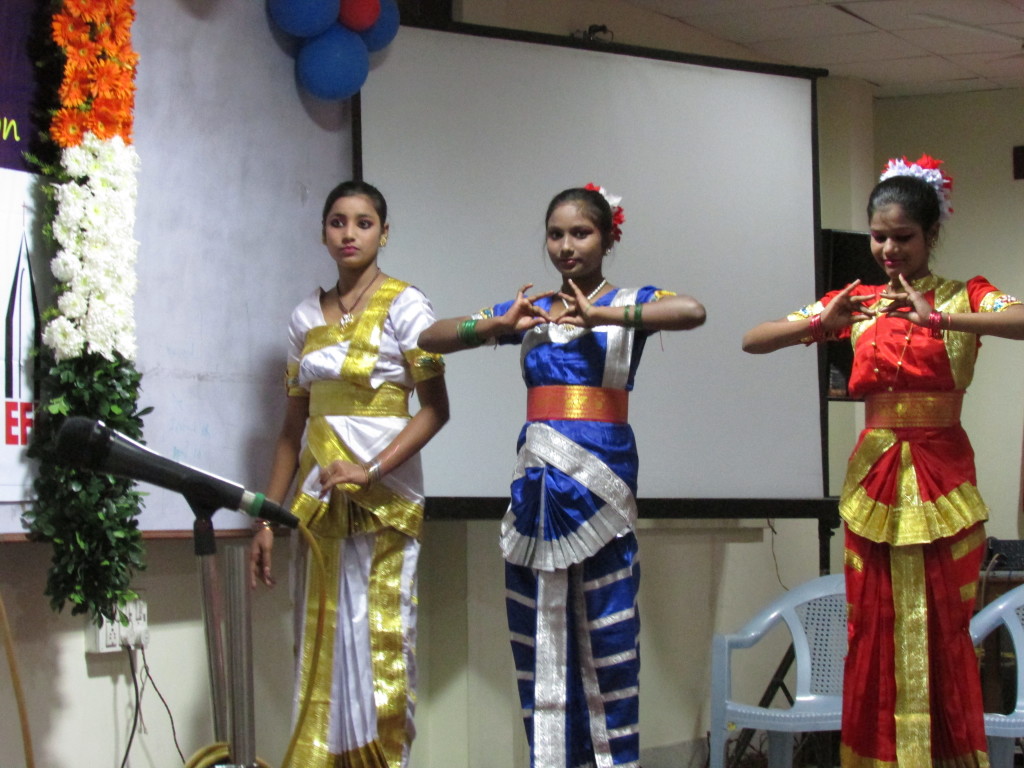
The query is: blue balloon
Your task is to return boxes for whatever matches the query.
[297,24,370,100]
[359,0,400,53]
[269,0,336,39]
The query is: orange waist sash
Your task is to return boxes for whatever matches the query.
[526,385,629,424]
[864,391,963,429]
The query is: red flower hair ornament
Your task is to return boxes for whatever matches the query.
[879,154,954,221]
[584,182,625,242]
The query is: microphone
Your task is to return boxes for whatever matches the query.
[54,417,300,529]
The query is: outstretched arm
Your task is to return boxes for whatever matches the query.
[742,280,871,354]
[418,284,553,353]
[878,274,1024,340]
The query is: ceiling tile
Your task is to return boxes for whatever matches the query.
[626,0,818,17]
[873,77,999,97]
[673,5,873,42]
[622,0,1024,94]
[842,0,1024,30]
[750,30,923,65]
[899,25,1023,53]
[832,54,979,82]
[951,50,1024,77]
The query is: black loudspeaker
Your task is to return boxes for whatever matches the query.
[984,537,1024,572]
[820,229,885,398]
[822,228,885,291]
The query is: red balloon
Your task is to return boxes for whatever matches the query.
[339,0,380,32]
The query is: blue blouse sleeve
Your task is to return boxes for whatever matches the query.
[634,285,672,339]
[637,285,669,303]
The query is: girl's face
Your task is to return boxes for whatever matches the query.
[322,194,387,273]
[545,203,606,284]
[868,203,935,285]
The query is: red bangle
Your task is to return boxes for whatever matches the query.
[809,314,827,343]
[928,310,943,339]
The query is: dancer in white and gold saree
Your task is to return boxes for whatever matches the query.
[251,180,448,768]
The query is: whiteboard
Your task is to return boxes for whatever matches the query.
[360,27,825,500]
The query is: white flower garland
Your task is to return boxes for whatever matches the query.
[42,131,140,362]
[878,156,953,222]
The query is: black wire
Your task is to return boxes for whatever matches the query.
[140,645,186,763]
[120,647,142,768]
[766,517,788,590]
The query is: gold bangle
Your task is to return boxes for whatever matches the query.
[253,518,274,533]
[360,460,382,486]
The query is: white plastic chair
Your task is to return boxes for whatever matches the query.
[709,574,847,768]
[970,582,1024,768]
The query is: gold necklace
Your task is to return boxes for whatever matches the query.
[871,305,913,393]
[871,275,937,392]
[336,267,380,328]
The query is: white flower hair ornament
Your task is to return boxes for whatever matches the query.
[584,182,625,242]
[878,153,953,221]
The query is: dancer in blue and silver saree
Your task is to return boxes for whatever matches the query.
[419,185,705,768]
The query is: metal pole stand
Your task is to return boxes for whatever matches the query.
[190,501,259,768]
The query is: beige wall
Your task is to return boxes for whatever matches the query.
[0,537,298,767]
[3,3,1023,768]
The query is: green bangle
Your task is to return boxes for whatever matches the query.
[633,302,643,329]
[623,305,631,326]
[456,318,484,347]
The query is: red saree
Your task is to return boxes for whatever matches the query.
[791,274,1022,768]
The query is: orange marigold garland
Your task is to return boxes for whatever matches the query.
[50,0,137,145]
[26,0,150,624]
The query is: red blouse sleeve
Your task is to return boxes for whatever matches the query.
[965,275,1022,313]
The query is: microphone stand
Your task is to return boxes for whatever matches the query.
[188,499,258,768]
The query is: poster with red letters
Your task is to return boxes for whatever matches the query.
[1,0,42,515]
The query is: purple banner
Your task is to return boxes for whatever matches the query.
[1,0,39,173]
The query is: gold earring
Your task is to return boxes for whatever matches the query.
[379,235,388,247]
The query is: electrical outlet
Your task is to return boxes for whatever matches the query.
[85,614,124,654]
[123,594,149,649]
[84,593,149,653]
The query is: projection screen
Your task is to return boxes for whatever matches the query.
[359,26,825,502]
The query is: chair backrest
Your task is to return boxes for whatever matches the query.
[732,574,847,702]
[793,588,848,698]
[971,582,1024,712]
